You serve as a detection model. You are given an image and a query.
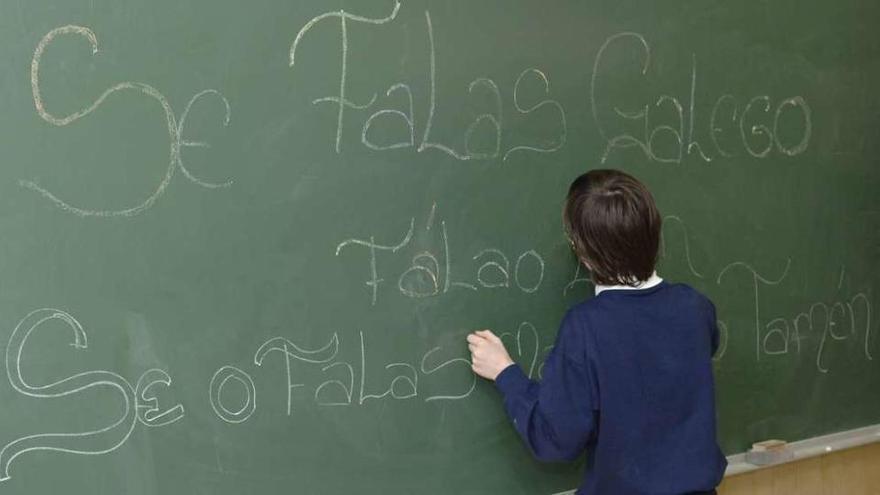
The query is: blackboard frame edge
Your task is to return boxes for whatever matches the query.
[548,423,880,494]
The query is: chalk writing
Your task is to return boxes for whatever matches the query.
[653,215,876,371]
[498,322,540,379]
[716,260,873,372]
[362,83,415,150]
[291,8,567,161]
[289,1,401,153]
[247,328,494,410]
[209,366,256,424]
[1,308,181,481]
[714,321,729,362]
[591,32,812,164]
[336,205,546,305]
[661,215,705,279]
[253,334,340,414]
[23,25,234,217]
[503,69,568,161]
[336,218,415,305]
[563,263,592,296]
[136,369,185,427]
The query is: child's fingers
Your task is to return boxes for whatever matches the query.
[476,329,501,343]
[471,362,488,377]
[469,342,490,356]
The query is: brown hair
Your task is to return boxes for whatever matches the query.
[563,169,661,286]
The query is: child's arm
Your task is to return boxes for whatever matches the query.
[468,311,597,462]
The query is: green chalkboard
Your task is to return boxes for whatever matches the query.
[0,0,877,493]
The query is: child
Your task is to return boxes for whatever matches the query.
[467,169,726,494]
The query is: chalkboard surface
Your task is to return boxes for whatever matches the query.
[0,1,877,493]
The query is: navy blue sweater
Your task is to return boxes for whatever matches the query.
[495,281,727,494]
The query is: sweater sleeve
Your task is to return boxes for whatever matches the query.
[494,310,598,462]
[706,299,720,356]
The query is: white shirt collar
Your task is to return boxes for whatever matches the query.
[594,271,663,295]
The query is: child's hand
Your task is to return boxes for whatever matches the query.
[467,330,515,381]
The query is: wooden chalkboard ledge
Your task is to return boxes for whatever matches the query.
[724,424,880,476]
[551,424,880,494]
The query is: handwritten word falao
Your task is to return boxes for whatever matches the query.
[336,205,547,305]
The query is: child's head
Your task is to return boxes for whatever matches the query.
[563,169,661,286]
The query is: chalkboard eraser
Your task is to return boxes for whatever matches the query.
[745,440,794,465]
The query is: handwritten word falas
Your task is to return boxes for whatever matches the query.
[0,308,547,480]
[290,2,567,160]
[22,3,812,217]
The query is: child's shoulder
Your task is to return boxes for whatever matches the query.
[648,282,716,316]
[663,281,713,303]
[572,281,714,314]
[664,282,716,314]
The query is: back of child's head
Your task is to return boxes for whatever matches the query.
[563,169,661,286]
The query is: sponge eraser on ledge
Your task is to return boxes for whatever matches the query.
[751,439,787,452]
[745,440,794,465]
